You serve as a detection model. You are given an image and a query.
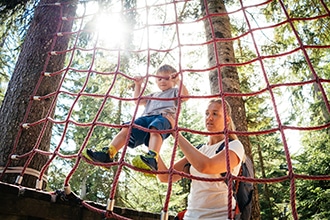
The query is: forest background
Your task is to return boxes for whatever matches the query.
[0,0,329,219]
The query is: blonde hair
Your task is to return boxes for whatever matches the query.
[208,98,238,140]
[156,64,177,74]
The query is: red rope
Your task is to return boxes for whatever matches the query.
[1,1,330,219]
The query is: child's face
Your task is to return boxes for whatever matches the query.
[155,71,176,91]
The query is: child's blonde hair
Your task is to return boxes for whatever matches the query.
[208,98,238,140]
[156,64,177,74]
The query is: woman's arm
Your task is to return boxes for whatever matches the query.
[175,132,240,174]
[165,115,241,175]
[157,156,189,183]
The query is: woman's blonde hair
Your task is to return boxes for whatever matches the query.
[208,98,238,140]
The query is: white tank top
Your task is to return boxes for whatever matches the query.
[184,140,245,220]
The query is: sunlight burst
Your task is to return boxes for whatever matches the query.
[95,13,128,48]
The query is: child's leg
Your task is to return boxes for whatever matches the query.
[146,127,163,159]
[108,127,129,158]
[132,128,163,172]
[132,115,171,172]
[83,127,128,163]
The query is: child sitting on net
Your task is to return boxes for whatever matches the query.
[83,64,189,172]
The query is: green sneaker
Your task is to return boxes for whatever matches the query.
[132,153,158,177]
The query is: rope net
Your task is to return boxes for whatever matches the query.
[1,0,330,219]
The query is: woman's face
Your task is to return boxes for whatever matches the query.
[205,102,229,132]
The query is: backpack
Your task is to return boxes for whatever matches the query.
[198,140,254,220]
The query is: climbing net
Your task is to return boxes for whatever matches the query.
[1,0,330,219]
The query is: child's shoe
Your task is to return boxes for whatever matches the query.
[132,152,158,172]
[82,147,113,169]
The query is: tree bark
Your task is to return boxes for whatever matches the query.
[0,0,77,189]
[201,0,260,219]
[201,0,249,150]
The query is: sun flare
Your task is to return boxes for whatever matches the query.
[95,13,128,48]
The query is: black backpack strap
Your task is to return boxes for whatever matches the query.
[196,143,204,149]
[197,139,233,153]
[215,142,225,154]
[216,139,233,154]
[217,139,234,177]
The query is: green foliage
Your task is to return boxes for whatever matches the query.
[0,0,31,13]
[260,1,330,219]
[293,131,330,219]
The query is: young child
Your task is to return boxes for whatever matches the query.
[83,64,189,172]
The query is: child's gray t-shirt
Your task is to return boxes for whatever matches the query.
[142,88,179,116]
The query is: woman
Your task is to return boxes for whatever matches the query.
[158,98,245,220]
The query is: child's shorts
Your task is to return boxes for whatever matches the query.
[125,114,171,148]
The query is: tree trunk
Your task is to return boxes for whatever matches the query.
[201,0,249,150]
[200,0,260,219]
[0,0,77,189]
